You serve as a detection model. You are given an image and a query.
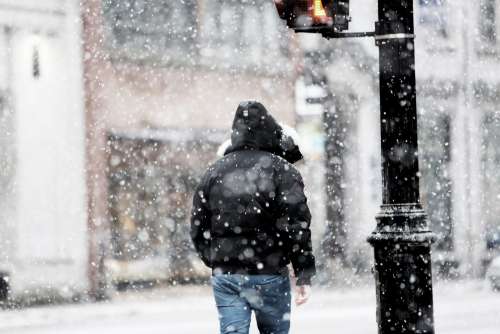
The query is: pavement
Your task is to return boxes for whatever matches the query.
[0,279,499,333]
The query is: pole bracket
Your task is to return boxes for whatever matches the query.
[374,33,415,40]
[374,21,415,45]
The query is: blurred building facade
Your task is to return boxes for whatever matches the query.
[81,0,300,296]
[0,0,88,302]
[0,0,301,301]
[300,0,500,278]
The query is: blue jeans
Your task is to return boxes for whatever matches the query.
[211,274,291,334]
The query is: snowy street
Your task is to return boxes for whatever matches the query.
[0,280,499,334]
[2,2,500,334]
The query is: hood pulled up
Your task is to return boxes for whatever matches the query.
[224,101,303,164]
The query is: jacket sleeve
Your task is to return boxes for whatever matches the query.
[190,174,212,268]
[276,165,316,285]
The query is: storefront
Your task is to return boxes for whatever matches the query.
[105,129,223,285]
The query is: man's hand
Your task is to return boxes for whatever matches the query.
[294,285,311,306]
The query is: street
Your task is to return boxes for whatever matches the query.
[0,280,498,334]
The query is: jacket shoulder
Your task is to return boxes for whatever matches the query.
[272,154,300,172]
[196,157,225,187]
[266,153,302,183]
[200,154,236,180]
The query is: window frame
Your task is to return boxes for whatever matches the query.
[416,0,458,53]
[102,0,199,66]
[477,0,500,56]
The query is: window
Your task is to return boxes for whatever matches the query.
[198,0,290,72]
[482,111,500,251]
[102,0,291,71]
[418,0,448,38]
[102,0,198,64]
[419,110,453,251]
[479,0,497,45]
[32,46,40,79]
[107,132,220,278]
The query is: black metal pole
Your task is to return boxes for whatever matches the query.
[368,0,436,333]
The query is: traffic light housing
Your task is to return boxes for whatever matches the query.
[275,0,350,32]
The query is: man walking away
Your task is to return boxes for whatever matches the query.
[191,101,316,334]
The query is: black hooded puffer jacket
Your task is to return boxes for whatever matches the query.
[190,101,316,285]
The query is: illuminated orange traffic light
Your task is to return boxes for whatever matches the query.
[312,0,327,18]
[274,0,349,31]
[310,0,333,25]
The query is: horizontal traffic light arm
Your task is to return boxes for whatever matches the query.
[293,26,375,39]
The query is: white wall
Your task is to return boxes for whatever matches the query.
[0,26,15,274]
[0,0,88,295]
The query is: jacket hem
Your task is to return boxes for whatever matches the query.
[212,265,289,276]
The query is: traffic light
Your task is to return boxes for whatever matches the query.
[275,0,349,32]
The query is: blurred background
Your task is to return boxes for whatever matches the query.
[0,0,499,333]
